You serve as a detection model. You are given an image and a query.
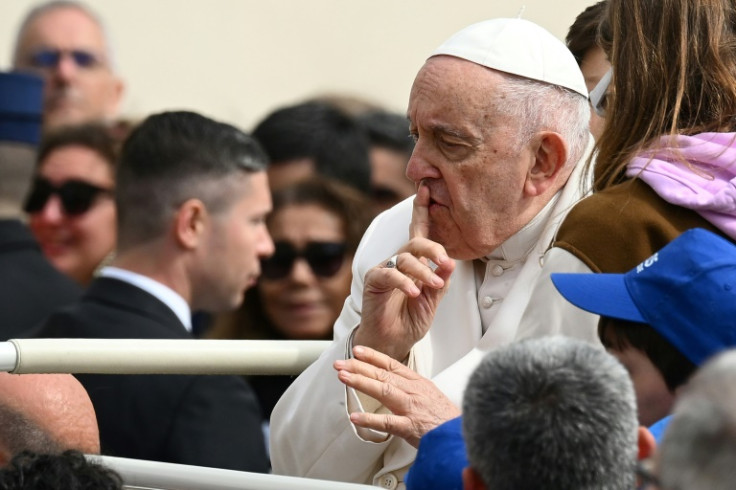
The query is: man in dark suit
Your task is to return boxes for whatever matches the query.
[35,111,274,471]
[0,71,81,340]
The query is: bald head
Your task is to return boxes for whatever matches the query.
[12,2,123,128]
[0,373,99,465]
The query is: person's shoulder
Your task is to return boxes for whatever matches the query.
[34,302,89,338]
[554,179,715,272]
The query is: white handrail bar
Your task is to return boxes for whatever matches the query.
[90,455,375,490]
[1,339,331,375]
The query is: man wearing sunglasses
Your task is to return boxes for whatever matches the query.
[12,1,124,129]
[34,111,273,472]
[271,18,597,487]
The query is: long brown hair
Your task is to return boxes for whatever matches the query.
[594,0,736,189]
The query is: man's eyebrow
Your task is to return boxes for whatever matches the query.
[407,117,481,144]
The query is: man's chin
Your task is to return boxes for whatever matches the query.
[44,105,88,128]
[430,233,477,261]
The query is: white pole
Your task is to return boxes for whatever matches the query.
[0,341,17,372]
[4,339,331,375]
[92,455,376,490]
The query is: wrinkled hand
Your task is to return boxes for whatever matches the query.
[354,183,456,361]
[334,346,460,448]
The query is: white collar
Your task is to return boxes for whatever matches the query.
[98,266,192,332]
[484,192,561,264]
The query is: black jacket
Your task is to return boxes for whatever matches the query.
[0,219,81,340]
[35,277,269,472]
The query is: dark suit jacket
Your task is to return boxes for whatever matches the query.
[0,219,81,340]
[34,277,269,472]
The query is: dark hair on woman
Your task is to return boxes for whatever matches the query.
[36,122,122,171]
[0,450,123,489]
[207,177,374,341]
[267,177,373,253]
[594,0,736,189]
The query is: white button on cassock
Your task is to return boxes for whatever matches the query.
[481,296,495,309]
[491,264,504,277]
[379,472,398,489]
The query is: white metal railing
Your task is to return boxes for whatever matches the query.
[91,455,375,490]
[0,339,331,375]
[11,339,370,489]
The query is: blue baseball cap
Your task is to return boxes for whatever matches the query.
[0,71,44,145]
[551,228,736,366]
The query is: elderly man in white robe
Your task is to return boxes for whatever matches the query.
[270,18,598,488]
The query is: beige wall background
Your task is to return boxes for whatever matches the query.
[0,0,595,131]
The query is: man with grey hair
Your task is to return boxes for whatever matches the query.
[34,111,273,471]
[12,1,124,129]
[462,336,638,490]
[271,18,597,486]
[657,349,736,490]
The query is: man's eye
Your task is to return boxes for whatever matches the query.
[439,139,461,149]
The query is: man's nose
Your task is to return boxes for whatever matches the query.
[406,146,441,183]
[259,229,275,258]
[53,53,78,82]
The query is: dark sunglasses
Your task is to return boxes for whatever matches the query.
[28,49,102,69]
[23,177,113,216]
[261,241,347,280]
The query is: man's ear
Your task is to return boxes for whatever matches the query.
[174,199,207,250]
[524,131,568,197]
[462,466,487,490]
[638,426,657,460]
[105,76,125,118]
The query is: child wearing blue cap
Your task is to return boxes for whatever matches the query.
[552,228,736,430]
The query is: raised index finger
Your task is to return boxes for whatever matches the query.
[410,181,430,240]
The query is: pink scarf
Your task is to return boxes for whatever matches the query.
[626,132,736,240]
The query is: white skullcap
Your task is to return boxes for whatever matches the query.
[430,18,588,97]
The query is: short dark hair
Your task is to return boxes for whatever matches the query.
[116,111,267,249]
[0,450,122,489]
[566,1,607,65]
[463,336,638,490]
[36,122,121,172]
[252,101,371,193]
[357,110,414,156]
[599,317,697,391]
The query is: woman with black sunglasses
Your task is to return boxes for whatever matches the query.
[24,122,125,285]
[207,177,374,425]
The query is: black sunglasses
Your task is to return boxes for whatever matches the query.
[23,177,113,216]
[28,49,102,69]
[261,241,347,280]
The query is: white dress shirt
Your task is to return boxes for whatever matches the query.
[99,266,192,332]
